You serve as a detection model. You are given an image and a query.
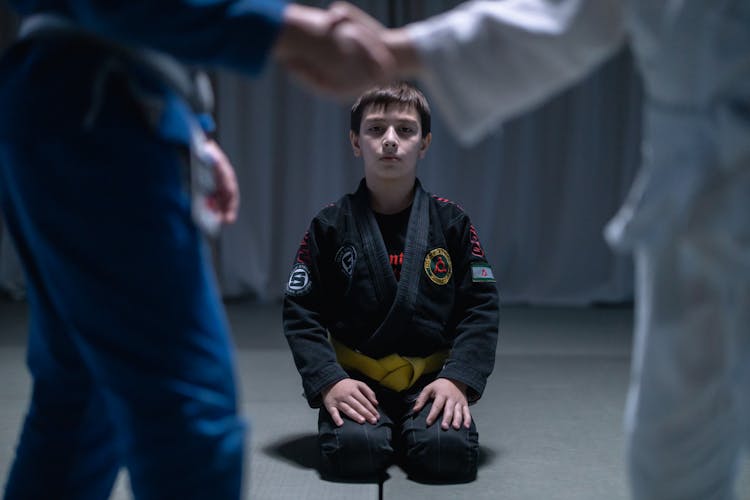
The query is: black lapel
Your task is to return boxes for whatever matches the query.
[360,179,430,357]
[351,179,398,312]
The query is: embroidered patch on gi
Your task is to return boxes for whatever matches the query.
[286,263,312,296]
[424,248,452,285]
[335,244,357,278]
[471,263,496,283]
[469,225,485,257]
[296,231,312,265]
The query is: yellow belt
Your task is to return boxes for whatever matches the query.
[331,337,449,392]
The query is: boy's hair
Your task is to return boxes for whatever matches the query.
[350,82,431,138]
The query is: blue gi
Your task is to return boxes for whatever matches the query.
[0,2,285,499]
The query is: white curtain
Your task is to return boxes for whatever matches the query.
[0,1,640,305]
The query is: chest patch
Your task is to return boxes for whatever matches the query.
[424,247,452,285]
[335,244,357,278]
[286,263,312,296]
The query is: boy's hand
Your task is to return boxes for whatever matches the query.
[203,139,239,224]
[413,378,471,430]
[322,378,379,427]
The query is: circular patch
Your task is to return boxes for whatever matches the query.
[286,263,312,296]
[424,248,452,285]
[335,244,357,278]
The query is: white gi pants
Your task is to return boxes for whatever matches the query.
[623,165,750,500]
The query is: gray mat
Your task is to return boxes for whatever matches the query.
[2,300,748,499]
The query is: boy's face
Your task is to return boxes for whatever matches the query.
[350,103,431,184]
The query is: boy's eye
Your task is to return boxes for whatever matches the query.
[399,127,415,134]
[368,126,383,133]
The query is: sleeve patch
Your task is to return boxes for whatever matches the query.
[296,231,312,265]
[471,263,495,283]
[286,263,312,295]
[469,225,485,257]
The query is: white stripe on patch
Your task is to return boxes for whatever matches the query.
[471,263,495,282]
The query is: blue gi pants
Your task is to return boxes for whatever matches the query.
[318,382,479,483]
[0,41,244,499]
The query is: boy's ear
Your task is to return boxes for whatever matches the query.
[349,130,361,157]
[419,132,432,159]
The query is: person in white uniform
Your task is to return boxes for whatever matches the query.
[331,1,750,499]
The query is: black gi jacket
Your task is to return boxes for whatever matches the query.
[283,179,499,407]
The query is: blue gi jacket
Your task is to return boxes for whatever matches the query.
[7,1,285,73]
[2,1,285,145]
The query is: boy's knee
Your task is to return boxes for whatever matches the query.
[319,421,393,479]
[403,426,478,483]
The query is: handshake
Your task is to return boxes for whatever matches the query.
[272,2,421,97]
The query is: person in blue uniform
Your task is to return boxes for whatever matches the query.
[283,82,499,483]
[0,2,395,499]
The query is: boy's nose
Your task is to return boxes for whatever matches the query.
[382,128,398,149]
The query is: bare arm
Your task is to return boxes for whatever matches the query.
[330,0,627,143]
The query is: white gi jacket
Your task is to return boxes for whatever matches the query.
[407,1,750,499]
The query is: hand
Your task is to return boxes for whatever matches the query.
[322,378,379,427]
[328,2,384,32]
[203,139,239,224]
[273,4,395,97]
[328,2,424,79]
[413,378,471,430]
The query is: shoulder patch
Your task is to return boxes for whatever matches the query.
[471,263,496,283]
[286,263,312,296]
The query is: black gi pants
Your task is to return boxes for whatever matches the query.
[317,380,479,483]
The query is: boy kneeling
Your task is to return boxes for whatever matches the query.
[283,82,499,483]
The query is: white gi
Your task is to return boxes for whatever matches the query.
[406,1,750,499]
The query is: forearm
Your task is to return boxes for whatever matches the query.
[61,0,285,74]
[382,27,423,80]
[438,215,499,399]
[441,296,499,401]
[283,297,348,407]
[399,0,627,144]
